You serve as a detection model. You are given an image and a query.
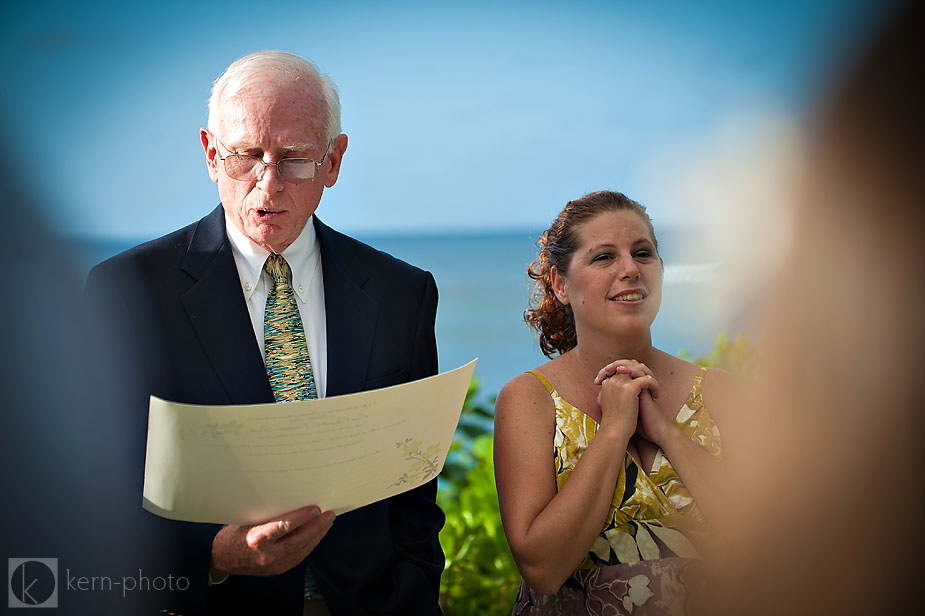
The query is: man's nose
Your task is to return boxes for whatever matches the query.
[256,161,284,191]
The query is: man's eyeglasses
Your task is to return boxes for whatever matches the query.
[215,137,332,183]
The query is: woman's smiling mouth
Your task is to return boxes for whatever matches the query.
[610,291,646,303]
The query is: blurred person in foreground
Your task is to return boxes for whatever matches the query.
[85,51,443,615]
[493,190,746,614]
[0,151,154,612]
[700,1,925,614]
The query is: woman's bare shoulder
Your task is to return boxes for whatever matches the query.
[495,359,564,422]
[654,350,702,382]
[497,368,552,407]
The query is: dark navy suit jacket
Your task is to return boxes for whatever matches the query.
[85,205,444,615]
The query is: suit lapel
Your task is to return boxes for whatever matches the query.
[180,206,274,404]
[315,217,378,397]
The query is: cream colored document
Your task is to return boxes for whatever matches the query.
[142,359,477,525]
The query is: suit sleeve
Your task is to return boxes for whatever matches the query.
[387,271,446,607]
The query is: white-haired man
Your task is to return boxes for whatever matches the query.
[87,51,444,615]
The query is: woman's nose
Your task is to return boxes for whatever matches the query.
[618,259,641,280]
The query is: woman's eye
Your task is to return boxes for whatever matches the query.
[592,253,611,262]
[635,250,652,258]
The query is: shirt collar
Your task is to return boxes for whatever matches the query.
[224,215,320,303]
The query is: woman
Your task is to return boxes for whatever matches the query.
[494,190,743,614]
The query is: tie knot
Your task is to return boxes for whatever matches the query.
[264,254,291,283]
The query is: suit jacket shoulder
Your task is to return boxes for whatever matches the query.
[314,217,434,293]
[314,217,439,398]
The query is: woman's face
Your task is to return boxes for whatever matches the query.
[553,209,663,343]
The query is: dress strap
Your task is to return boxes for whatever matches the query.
[526,370,556,394]
[690,365,709,399]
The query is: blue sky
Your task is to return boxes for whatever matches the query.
[1,0,885,239]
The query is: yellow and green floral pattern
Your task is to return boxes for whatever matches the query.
[531,366,721,569]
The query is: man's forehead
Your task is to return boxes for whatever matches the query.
[220,90,322,122]
[221,71,323,112]
[218,126,323,152]
[216,94,326,148]
[223,72,322,109]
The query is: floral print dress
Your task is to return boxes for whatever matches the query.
[512,367,722,616]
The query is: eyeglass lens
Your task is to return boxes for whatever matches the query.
[224,156,316,182]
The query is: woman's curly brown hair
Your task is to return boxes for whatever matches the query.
[525,190,659,358]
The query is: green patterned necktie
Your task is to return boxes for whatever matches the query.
[263,254,317,401]
[264,254,322,602]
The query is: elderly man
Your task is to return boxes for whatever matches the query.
[86,51,443,615]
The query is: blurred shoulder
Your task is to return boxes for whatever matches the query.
[701,367,744,398]
[700,367,748,425]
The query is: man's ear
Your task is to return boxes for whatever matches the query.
[550,266,569,305]
[322,133,348,188]
[200,128,219,183]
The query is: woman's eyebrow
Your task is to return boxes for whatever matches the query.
[585,238,653,252]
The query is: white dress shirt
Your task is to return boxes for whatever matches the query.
[224,216,328,399]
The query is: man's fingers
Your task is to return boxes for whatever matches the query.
[219,508,334,576]
[284,511,336,546]
[285,505,324,528]
[246,506,322,547]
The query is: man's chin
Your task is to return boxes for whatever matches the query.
[241,228,283,253]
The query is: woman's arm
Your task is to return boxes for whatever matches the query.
[493,371,646,594]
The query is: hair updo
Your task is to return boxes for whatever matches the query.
[525,190,659,358]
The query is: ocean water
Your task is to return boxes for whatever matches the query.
[69,227,741,401]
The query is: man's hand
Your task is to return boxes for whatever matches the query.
[210,505,335,577]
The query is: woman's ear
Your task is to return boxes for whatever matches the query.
[550,266,569,305]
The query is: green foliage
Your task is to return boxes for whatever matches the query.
[439,376,495,497]
[438,434,519,615]
[679,331,752,375]
[438,376,519,615]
